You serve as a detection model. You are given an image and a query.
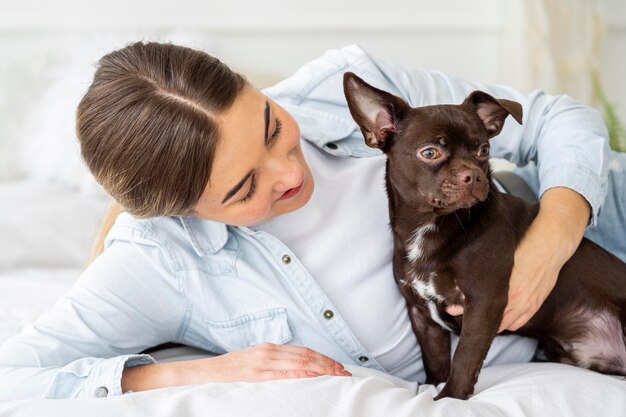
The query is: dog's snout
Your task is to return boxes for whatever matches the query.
[458,169,482,187]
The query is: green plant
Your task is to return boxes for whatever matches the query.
[592,71,626,152]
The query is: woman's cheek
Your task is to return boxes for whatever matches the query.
[244,197,272,225]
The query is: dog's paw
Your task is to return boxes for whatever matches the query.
[433,384,472,401]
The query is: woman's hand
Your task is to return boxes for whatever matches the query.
[445,187,591,333]
[123,343,351,392]
[177,342,352,384]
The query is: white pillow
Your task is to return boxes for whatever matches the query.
[0,179,110,269]
[0,267,82,345]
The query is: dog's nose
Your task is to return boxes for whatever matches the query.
[458,169,482,187]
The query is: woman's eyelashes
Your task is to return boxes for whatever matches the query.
[240,175,257,202]
[240,116,282,203]
[271,117,282,143]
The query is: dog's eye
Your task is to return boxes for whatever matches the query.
[477,144,490,157]
[420,148,441,159]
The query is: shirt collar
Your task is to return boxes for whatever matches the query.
[178,215,229,256]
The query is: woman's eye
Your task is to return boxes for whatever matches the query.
[419,148,441,159]
[239,117,282,204]
[240,175,257,203]
[477,144,490,157]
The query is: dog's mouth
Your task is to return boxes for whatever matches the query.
[431,196,479,212]
[428,185,489,213]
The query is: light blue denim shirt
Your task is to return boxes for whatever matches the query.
[0,44,621,400]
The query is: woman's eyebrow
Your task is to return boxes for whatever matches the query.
[263,99,270,146]
[221,100,270,205]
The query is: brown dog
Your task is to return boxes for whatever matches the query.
[342,71,626,400]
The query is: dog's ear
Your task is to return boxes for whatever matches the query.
[464,91,523,138]
[343,72,409,151]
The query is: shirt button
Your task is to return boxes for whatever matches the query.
[323,310,334,319]
[326,143,338,150]
[282,254,291,264]
[358,356,369,363]
[95,386,109,398]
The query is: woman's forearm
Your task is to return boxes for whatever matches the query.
[535,186,591,264]
[121,344,351,394]
[121,361,182,393]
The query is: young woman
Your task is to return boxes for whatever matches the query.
[0,42,624,399]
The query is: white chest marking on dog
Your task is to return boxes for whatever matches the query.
[410,271,442,302]
[428,301,453,331]
[409,271,453,331]
[406,223,436,263]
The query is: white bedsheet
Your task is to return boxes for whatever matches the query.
[0,360,623,417]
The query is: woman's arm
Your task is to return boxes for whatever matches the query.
[270,44,610,229]
[0,239,183,399]
[445,187,592,330]
[361,46,609,329]
[0,230,351,399]
[497,186,591,331]
[121,343,351,393]
[365,45,611,230]
[357,46,608,329]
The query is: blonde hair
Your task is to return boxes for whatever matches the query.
[87,201,125,265]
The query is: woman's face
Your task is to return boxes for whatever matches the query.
[193,85,314,226]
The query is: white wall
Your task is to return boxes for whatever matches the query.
[600,0,626,118]
[0,0,511,85]
[0,0,624,182]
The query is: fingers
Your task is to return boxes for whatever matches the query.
[253,343,352,379]
[498,309,532,333]
[497,311,512,333]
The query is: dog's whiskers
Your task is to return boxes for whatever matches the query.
[454,211,467,234]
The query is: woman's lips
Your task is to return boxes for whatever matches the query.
[279,178,304,200]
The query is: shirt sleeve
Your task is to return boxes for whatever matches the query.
[290,44,612,229]
[0,237,187,399]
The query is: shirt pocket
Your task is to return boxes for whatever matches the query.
[204,307,300,353]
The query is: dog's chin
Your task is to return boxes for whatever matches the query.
[431,191,487,215]
[431,199,476,215]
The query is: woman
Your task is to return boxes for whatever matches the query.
[0,41,623,399]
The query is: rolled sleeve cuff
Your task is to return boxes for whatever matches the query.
[80,354,156,398]
[539,163,607,229]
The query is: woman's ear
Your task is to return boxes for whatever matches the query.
[343,71,409,152]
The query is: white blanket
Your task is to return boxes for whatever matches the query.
[0,360,623,416]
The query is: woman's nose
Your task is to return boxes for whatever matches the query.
[268,151,301,192]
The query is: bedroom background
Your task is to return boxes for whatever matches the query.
[0,0,624,346]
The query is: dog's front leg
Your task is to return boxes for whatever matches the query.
[433,297,505,401]
[407,301,451,385]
